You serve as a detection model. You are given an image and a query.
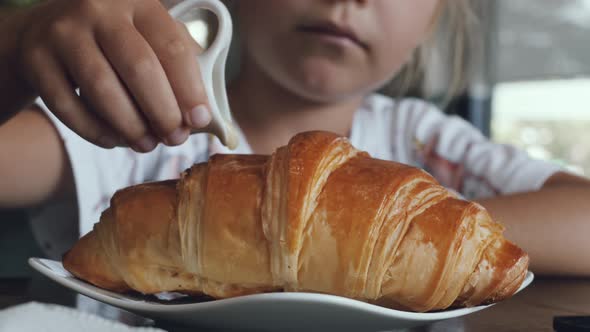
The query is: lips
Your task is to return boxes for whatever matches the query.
[297,22,368,50]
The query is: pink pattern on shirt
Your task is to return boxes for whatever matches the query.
[416,134,501,196]
[418,134,465,191]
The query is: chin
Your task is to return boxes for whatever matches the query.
[280,58,369,103]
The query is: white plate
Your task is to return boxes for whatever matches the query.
[29,258,533,332]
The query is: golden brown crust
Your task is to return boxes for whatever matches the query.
[63,131,529,311]
[63,229,128,292]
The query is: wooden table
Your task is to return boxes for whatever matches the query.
[2,274,590,331]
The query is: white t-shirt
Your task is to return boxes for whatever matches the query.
[29,93,562,259]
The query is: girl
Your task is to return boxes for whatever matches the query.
[1,0,590,279]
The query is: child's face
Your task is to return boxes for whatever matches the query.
[235,0,440,102]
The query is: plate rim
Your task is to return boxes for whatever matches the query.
[28,257,534,322]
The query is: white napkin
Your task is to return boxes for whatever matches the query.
[0,302,165,332]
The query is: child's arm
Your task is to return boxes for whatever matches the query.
[400,99,590,277]
[1,0,211,152]
[477,172,590,276]
[0,106,74,208]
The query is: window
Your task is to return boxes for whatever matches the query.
[490,0,590,175]
[493,79,590,175]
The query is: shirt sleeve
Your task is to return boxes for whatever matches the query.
[402,100,563,200]
[29,99,209,258]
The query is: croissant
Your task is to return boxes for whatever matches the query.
[63,131,529,312]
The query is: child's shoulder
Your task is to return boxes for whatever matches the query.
[363,94,483,143]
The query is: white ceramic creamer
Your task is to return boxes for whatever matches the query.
[169,0,238,149]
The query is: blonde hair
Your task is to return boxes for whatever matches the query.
[384,0,477,106]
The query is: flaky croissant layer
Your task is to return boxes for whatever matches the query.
[63,131,529,312]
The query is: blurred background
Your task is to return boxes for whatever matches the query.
[1,0,589,291]
[444,0,590,176]
[491,0,590,176]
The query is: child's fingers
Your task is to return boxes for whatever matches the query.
[96,22,188,146]
[24,48,118,149]
[134,3,211,130]
[54,33,158,152]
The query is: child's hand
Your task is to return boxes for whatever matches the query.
[18,0,211,152]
